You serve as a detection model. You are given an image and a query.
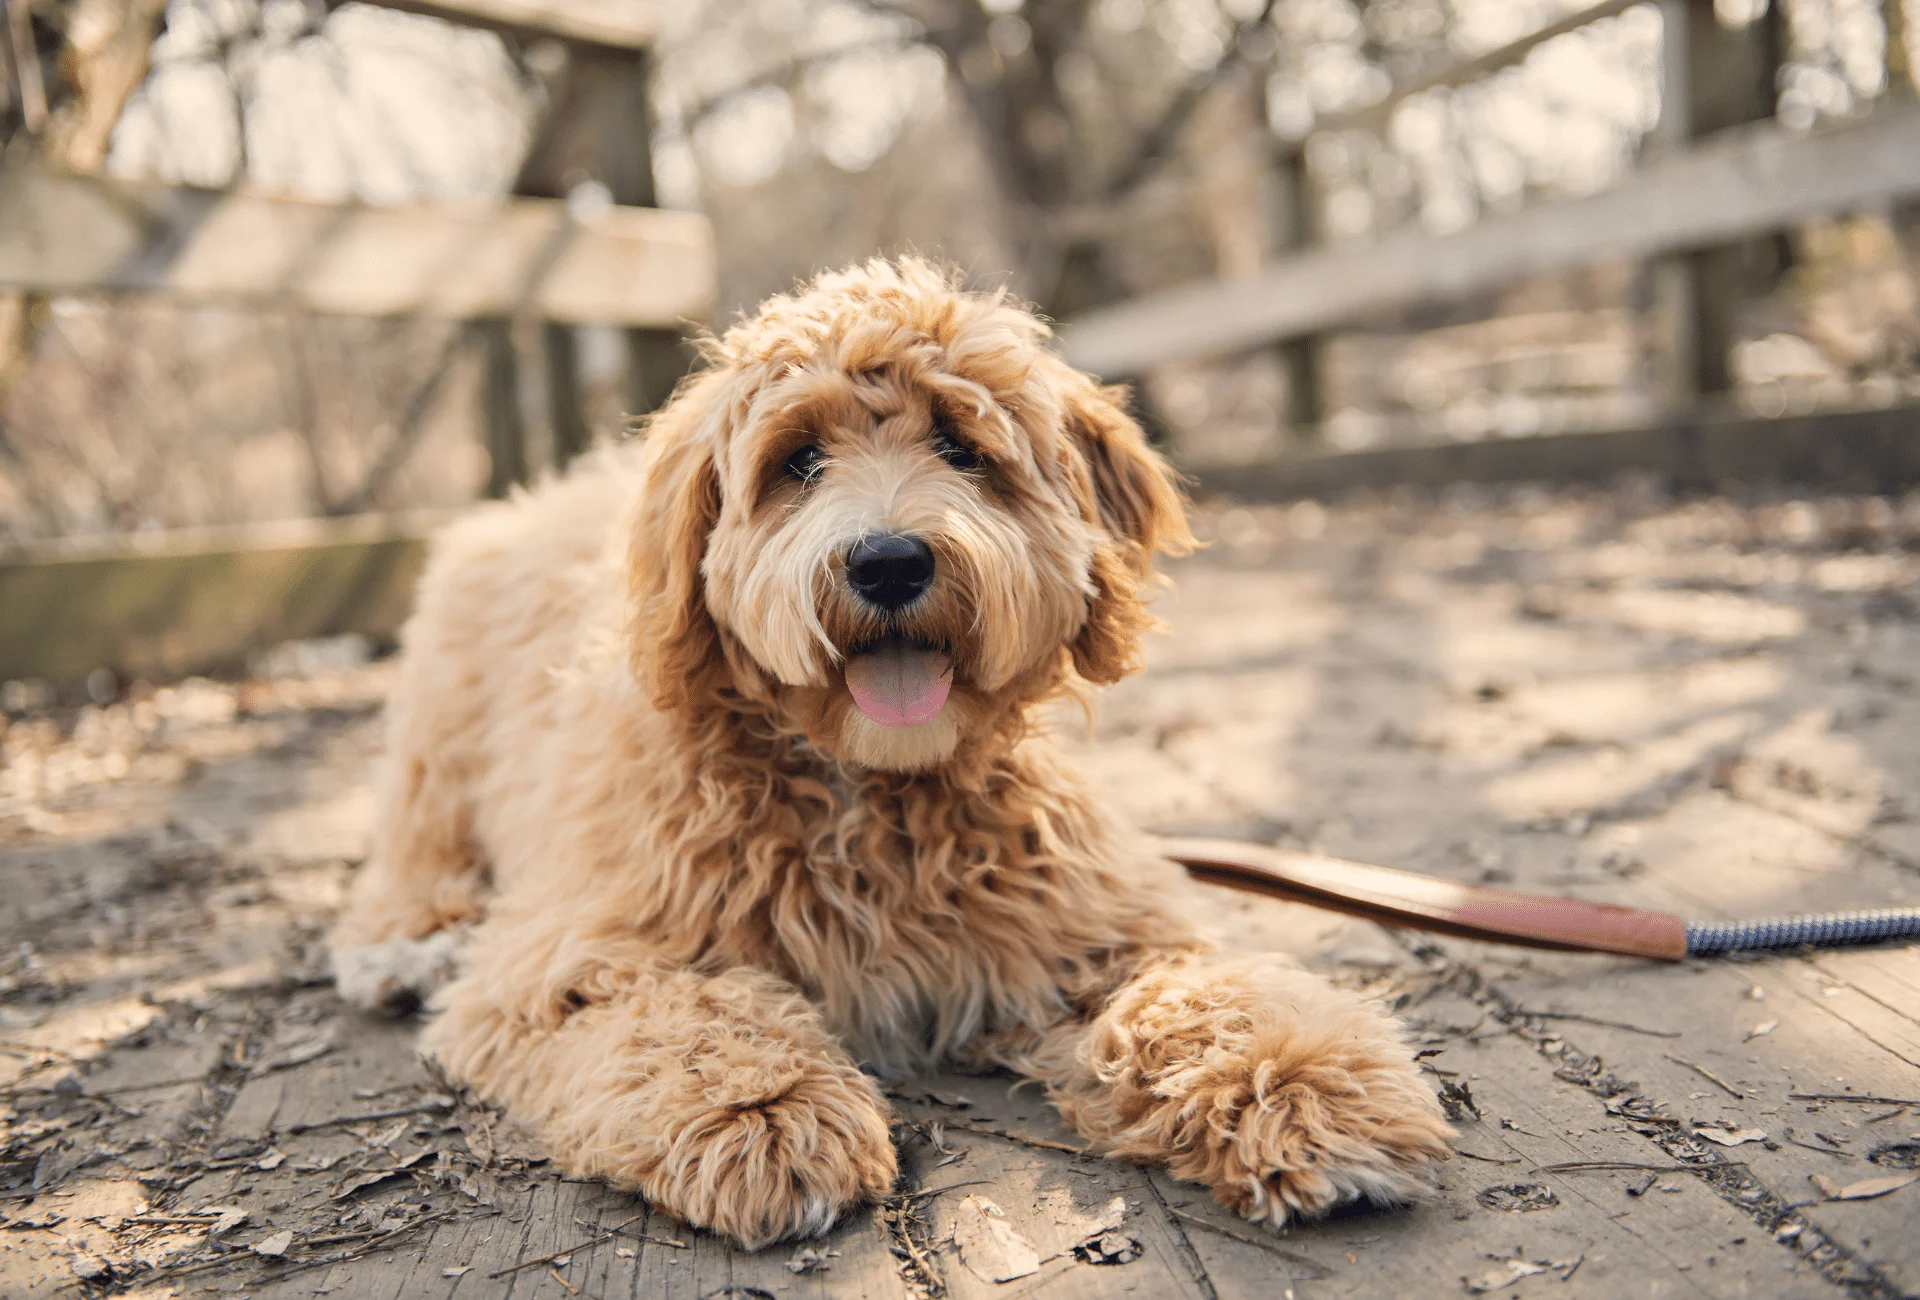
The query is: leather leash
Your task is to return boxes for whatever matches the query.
[1160,836,1689,961]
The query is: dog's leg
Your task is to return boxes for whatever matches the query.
[992,951,1452,1228]
[422,919,897,1249]
[331,687,490,1014]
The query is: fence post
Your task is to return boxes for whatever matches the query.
[625,323,687,418]
[478,319,527,499]
[543,323,590,465]
[516,43,687,467]
[1651,0,1788,409]
[607,48,689,422]
[1889,0,1920,246]
[1268,145,1323,441]
[1885,0,1911,92]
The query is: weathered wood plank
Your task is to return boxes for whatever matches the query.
[0,515,437,683]
[1488,946,1920,1296]
[1149,998,1818,1298]
[1424,692,1920,1291]
[1059,100,1920,374]
[1185,403,1920,500]
[0,168,714,327]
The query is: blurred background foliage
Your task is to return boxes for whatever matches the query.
[1,0,1916,542]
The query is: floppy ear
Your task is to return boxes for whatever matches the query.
[627,370,726,712]
[1060,379,1195,685]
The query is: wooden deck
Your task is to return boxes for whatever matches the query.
[4,484,1919,1298]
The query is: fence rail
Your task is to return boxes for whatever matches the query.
[0,168,713,327]
[347,0,655,50]
[1187,403,1920,501]
[1059,99,1920,377]
[0,515,441,683]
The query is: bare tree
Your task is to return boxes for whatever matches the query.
[2,0,166,166]
[669,0,1284,323]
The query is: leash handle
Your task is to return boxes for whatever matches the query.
[1159,836,1690,962]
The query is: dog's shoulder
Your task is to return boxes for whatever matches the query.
[422,443,646,572]
[400,442,650,673]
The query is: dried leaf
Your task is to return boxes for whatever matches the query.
[484,1118,550,1165]
[786,1245,837,1275]
[1744,1019,1779,1042]
[1465,1256,1582,1293]
[332,1150,432,1200]
[1465,1258,1548,1293]
[253,1229,294,1257]
[1476,1183,1559,1212]
[206,1207,249,1238]
[3,1210,65,1230]
[365,1119,409,1149]
[1073,1232,1142,1265]
[254,1149,286,1171]
[70,1252,112,1281]
[1439,1078,1481,1123]
[952,1195,1040,1282]
[1693,1127,1767,1147]
[455,1167,504,1207]
[250,1029,335,1075]
[906,1117,959,1161]
[1819,1172,1919,1201]
[442,1265,472,1277]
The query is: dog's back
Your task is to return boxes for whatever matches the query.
[332,445,645,974]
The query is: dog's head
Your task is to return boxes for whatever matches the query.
[627,258,1191,772]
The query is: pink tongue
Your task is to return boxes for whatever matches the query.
[845,646,952,728]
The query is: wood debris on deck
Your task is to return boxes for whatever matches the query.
[3,483,1920,1297]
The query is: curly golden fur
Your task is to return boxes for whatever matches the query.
[330,258,1451,1249]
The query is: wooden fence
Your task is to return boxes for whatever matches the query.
[0,0,702,500]
[1059,0,1920,433]
[0,0,706,683]
[0,170,712,327]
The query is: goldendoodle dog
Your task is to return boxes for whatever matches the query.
[330,258,1451,1249]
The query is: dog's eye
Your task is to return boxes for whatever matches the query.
[935,430,981,471]
[784,444,825,484]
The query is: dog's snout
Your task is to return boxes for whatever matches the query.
[846,533,936,610]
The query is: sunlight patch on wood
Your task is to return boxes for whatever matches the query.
[1482,712,1755,820]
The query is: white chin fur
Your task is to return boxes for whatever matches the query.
[840,706,960,771]
[332,931,462,1015]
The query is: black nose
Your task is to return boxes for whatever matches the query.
[846,532,935,611]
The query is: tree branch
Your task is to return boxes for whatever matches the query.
[1099,0,1279,203]
[676,25,928,128]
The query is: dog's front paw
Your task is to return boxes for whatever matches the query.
[1196,1042,1455,1226]
[331,932,461,1015]
[1080,957,1452,1227]
[634,1059,898,1249]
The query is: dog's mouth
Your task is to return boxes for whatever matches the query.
[844,636,952,728]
